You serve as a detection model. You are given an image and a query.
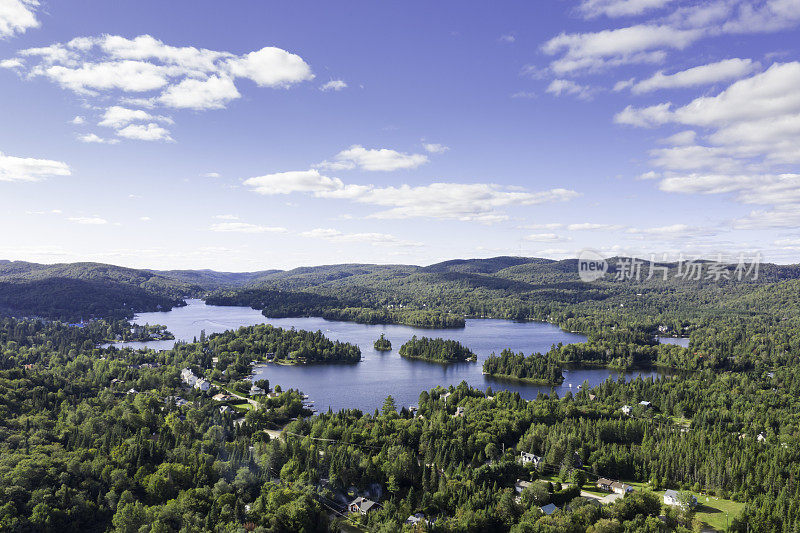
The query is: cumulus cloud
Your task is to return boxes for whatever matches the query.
[243,169,579,222]
[320,79,347,91]
[0,0,39,39]
[209,221,287,233]
[116,122,173,142]
[316,145,429,172]
[203,172,221,178]
[70,115,86,125]
[524,233,563,242]
[0,151,71,182]
[98,105,172,128]
[2,34,314,140]
[630,58,759,94]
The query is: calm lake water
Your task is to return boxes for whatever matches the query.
[113,299,667,412]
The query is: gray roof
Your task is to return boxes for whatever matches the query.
[541,503,558,515]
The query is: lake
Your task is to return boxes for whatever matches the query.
[115,299,668,412]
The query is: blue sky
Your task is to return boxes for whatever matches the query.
[1,0,800,270]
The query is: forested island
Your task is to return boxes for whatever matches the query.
[398,335,476,363]
[483,348,564,385]
[373,333,392,351]
[206,323,361,365]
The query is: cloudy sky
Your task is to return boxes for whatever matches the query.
[2,0,800,270]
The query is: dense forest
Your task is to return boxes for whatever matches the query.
[2,257,800,531]
[398,336,476,363]
[374,334,392,351]
[483,349,564,385]
[203,324,362,365]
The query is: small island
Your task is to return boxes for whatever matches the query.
[207,324,361,364]
[374,333,392,351]
[398,336,476,363]
[482,348,563,385]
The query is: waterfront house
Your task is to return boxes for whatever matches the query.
[250,384,265,396]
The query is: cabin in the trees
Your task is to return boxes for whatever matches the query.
[405,513,428,526]
[621,405,632,416]
[519,451,543,467]
[194,378,211,392]
[250,384,265,396]
[639,400,652,409]
[349,497,378,515]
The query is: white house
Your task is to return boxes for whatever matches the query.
[621,405,632,416]
[611,482,634,495]
[181,368,198,386]
[519,451,543,467]
[250,384,265,396]
[194,378,211,391]
[405,513,428,526]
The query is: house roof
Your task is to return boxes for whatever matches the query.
[541,503,558,515]
[596,478,613,485]
[664,489,679,499]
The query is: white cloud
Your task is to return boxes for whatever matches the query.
[158,74,240,110]
[578,0,674,18]
[209,221,287,234]
[422,143,449,154]
[320,79,347,91]
[68,216,107,225]
[99,105,172,128]
[541,25,701,74]
[4,34,314,134]
[631,58,759,94]
[659,130,697,145]
[0,151,71,182]
[139,216,151,222]
[203,172,221,178]
[244,169,345,195]
[520,222,564,230]
[511,91,537,99]
[243,169,580,222]
[300,228,422,247]
[499,33,516,43]
[0,0,39,39]
[70,115,85,125]
[213,214,239,220]
[614,102,672,127]
[116,122,173,142]
[524,233,562,242]
[316,145,429,172]
[546,79,593,100]
[225,46,314,87]
[77,133,119,144]
[567,222,623,230]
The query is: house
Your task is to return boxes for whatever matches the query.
[519,451,543,468]
[441,391,452,401]
[621,405,632,416]
[194,378,211,392]
[588,394,596,401]
[639,401,652,409]
[348,497,378,515]
[405,513,428,526]
[611,482,634,495]
[212,393,231,401]
[181,368,198,386]
[454,406,465,417]
[541,503,558,515]
[514,480,532,494]
[664,489,695,509]
[250,385,265,396]
[126,388,138,395]
[596,478,614,492]
[757,432,767,442]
